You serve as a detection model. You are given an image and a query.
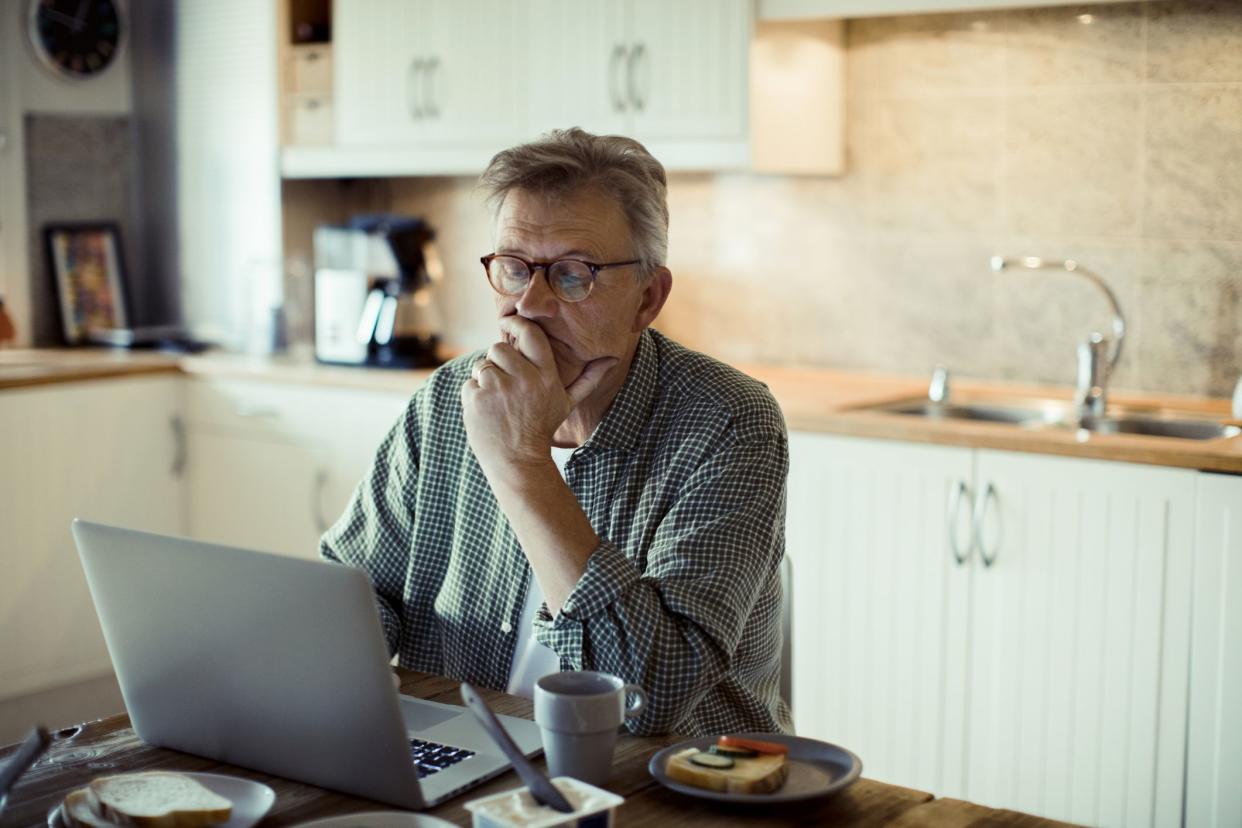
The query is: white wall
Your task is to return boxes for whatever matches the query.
[0,0,132,345]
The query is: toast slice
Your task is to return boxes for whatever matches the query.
[62,787,117,828]
[86,772,232,828]
[664,747,788,794]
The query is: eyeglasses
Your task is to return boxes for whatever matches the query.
[480,253,640,303]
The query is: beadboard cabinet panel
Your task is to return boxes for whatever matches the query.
[786,432,973,795]
[1186,472,1242,828]
[0,378,184,700]
[183,378,410,563]
[524,0,628,137]
[966,451,1195,827]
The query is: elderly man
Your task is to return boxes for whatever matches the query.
[322,128,790,736]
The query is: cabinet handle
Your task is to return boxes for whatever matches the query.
[627,43,645,112]
[608,44,627,112]
[235,404,280,419]
[407,58,424,120]
[972,482,1000,568]
[424,57,440,119]
[311,469,330,534]
[170,415,186,477]
[947,479,971,566]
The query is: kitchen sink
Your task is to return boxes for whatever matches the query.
[877,400,1066,426]
[1080,415,1241,441]
[861,398,1240,441]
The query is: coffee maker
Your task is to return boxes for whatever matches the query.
[313,215,444,368]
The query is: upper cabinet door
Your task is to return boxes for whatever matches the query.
[334,0,426,145]
[524,0,628,138]
[966,451,1196,828]
[627,0,751,140]
[418,0,527,149]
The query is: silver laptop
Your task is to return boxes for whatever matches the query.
[71,519,543,809]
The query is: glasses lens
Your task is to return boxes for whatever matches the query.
[487,256,530,295]
[548,260,593,302]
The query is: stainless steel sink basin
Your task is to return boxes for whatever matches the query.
[869,399,1069,427]
[1080,416,1241,441]
[862,398,1240,441]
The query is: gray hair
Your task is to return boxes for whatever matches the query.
[478,128,669,275]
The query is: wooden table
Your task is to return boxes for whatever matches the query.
[0,670,1073,827]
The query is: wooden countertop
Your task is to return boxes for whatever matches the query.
[0,669,1073,827]
[3,348,1240,473]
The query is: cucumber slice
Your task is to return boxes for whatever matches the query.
[710,744,759,759]
[688,751,735,769]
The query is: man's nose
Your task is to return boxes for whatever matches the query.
[514,267,559,317]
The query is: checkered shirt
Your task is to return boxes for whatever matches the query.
[321,328,792,736]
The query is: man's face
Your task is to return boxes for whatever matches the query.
[492,187,647,389]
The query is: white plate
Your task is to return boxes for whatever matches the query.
[292,813,456,828]
[47,772,276,828]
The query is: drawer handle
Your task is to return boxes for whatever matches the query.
[170,415,186,477]
[626,43,645,112]
[972,482,1000,568]
[407,58,424,120]
[609,44,627,112]
[424,56,440,119]
[312,469,330,534]
[235,404,280,419]
[947,479,971,566]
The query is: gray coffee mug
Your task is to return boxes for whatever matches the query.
[533,671,648,786]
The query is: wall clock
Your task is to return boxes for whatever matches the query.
[26,0,124,80]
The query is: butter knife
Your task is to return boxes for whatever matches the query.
[459,683,573,813]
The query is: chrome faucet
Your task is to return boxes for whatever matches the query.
[990,256,1126,424]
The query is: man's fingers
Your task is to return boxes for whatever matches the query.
[471,356,503,386]
[486,341,525,376]
[566,356,619,406]
[497,316,555,370]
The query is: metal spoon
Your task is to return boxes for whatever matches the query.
[0,725,51,815]
[459,683,574,813]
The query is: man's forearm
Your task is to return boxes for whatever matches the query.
[485,457,598,615]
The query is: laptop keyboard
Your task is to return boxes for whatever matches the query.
[409,738,475,778]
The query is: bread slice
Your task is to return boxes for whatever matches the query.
[62,787,117,828]
[664,747,788,794]
[86,772,232,828]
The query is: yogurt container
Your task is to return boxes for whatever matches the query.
[464,776,623,828]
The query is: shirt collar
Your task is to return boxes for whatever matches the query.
[579,329,658,454]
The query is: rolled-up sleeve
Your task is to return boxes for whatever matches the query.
[533,432,787,736]
[320,400,419,656]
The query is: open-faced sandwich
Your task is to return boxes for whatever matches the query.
[60,771,233,828]
[664,735,789,794]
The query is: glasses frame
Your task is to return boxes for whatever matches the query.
[480,253,641,303]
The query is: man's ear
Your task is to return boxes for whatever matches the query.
[632,267,673,332]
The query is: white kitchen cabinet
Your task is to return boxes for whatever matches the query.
[287,0,752,177]
[786,432,972,796]
[183,378,410,560]
[787,434,1197,827]
[334,0,524,150]
[627,0,750,143]
[0,378,185,700]
[966,451,1195,827]
[524,0,629,138]
[1186,472,1242,828]
[759,0,1143,19]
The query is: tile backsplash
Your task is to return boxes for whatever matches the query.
[286,0,1242,398]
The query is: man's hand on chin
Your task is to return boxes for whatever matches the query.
[461,316,616,485]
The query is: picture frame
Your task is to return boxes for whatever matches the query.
[44,222,130,345]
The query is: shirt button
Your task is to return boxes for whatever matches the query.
[500,621,512,634]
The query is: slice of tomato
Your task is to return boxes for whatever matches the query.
[718,735,789,755]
